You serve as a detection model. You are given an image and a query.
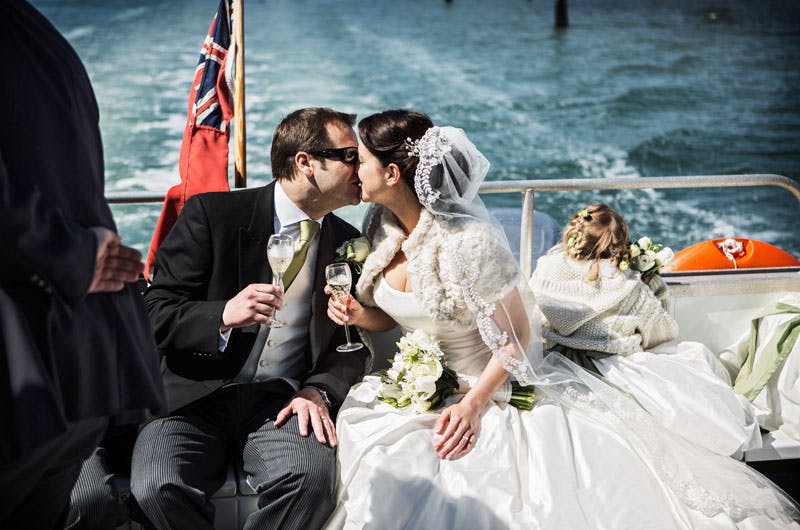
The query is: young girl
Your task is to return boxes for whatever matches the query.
[531,204,760,456]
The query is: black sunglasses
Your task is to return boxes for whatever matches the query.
[307,146,359,165]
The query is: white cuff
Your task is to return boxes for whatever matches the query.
[218,327,232,351]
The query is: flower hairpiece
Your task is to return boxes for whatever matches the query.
[578,209,591,220]
[410,127,451,207]
[404,137,420,158]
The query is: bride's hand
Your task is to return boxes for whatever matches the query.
[324,286,364,326]
[432,401,482,460]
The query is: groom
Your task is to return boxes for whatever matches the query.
[131,107,368,529]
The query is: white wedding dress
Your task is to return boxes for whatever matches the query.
[325,276,799,530]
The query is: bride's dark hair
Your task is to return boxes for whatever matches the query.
[358,110,433,197]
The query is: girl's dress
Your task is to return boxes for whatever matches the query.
[531,248,761,456]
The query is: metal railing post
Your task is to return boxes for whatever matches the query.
[520,189,535,279]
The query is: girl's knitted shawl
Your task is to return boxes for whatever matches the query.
[530,246,678,355]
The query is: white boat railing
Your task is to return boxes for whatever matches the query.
[106,173,800,278]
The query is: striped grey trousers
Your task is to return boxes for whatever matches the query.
[0,417,107,529]
[65,446,125,529]
[130,383,335,530]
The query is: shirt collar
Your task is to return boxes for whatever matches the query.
[274,180,324,233]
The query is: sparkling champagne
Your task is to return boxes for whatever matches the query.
[266,233,294,328]
[325,263,362,352]
[327,275,351,301]
[268,248,293,273]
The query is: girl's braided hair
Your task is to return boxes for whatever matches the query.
[563,204,630,283]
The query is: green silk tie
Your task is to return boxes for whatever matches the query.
[282,220,319,289]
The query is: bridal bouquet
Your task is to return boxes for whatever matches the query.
[620,236,674,280]
[377,330,459,413]
[377,329,537,413]
[508,382,536,410]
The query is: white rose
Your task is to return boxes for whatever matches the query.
[413,377,438,399]
[412,398,432,414]
[637,236,652,250]
[409,329,433,348]
[350,237,371,262]
[399,380,415,396]
[655,246,674,267]
[397,336,411,352]
[380,382,404,401]
[636,253,655,272]
[629,243,641,258]
[411,359,443,380]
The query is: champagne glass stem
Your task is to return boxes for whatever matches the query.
[342,306,353,347]
[272,273,284,326]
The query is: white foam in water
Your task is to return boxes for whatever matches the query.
[129,114,185,136]
[112,7,147,22]
[112,168,175,192]
[348,26,513,108]
[63,26,94,41]
[574,144,642,180]
[41,0,798,257]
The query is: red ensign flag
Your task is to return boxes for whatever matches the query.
[145,0,234,281]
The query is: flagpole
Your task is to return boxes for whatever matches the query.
[233,0,246,188]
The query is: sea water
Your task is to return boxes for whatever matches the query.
[31,0,800,258]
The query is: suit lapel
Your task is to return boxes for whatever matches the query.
[239,183,276,289]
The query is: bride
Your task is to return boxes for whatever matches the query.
[323,109,799,529]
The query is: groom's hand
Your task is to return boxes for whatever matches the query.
[220,283,283,332]
[275,387,337,447]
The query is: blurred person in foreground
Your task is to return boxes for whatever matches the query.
[0,1,165,528]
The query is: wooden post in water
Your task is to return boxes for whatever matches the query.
[233,0,246,188]
[555,0,568,28]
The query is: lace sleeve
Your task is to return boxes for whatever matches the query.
[451,219,519,302]
[455,248,541,386]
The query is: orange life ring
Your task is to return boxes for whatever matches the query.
[666,238,800,271]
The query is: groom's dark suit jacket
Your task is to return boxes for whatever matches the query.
[144,182,368,412]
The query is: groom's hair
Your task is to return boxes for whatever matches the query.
[271,107,356,180]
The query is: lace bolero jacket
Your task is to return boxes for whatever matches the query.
[529,247,678,355]
[355,206,519,328]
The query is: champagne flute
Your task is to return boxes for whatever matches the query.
[325,263,363,352]
[266,233,294,328]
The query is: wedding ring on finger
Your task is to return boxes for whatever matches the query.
[462,433,473,443]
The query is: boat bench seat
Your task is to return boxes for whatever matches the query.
[111,463,256,530]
